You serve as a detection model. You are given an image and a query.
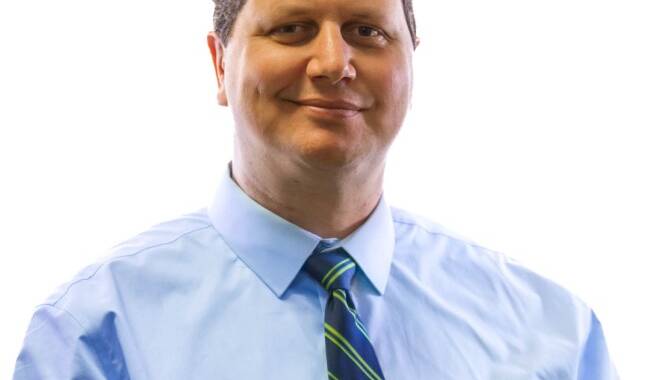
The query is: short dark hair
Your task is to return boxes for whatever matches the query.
[212,0,418,48]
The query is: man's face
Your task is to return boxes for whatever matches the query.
[209,0,415,172]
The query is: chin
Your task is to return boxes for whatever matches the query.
[293,146,366,172]
[280,124,367,170]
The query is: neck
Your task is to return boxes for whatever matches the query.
[230,157,384,239]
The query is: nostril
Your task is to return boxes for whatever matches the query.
[306,56,356,85]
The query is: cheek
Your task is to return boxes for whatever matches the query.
[237,48,301,115]
[226,53,290,138]
[244,45,300,95]
[366,56,412,137]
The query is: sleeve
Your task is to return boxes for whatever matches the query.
[576,310,620,380]
[13,304,107,380]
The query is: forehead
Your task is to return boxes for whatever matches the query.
[243,0,404,20]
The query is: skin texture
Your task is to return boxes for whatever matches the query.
[207,0,417,238]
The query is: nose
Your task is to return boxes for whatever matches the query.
[306,23,357,85]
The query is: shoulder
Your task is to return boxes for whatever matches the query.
[390,205,570,289]
[391,206,483,244]
[389,205,594,342]
[38,208,217,320]
[390,205,506,266]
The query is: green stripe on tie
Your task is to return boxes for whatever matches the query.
[332,290,371,341]
[327,371,340,380]
[325,332,378,380]
[321,258,351,286]
[325,323,382,380]
[325,262,356,291]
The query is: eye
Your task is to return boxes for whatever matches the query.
[274,24,307,35]
[345,24,388,46]
[270,23,315,44]
[356,26,382,38]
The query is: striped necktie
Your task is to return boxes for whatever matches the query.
[304,243,385,380]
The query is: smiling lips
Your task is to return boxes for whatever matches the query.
[288,98,364,119]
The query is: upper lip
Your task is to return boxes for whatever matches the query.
[291,98,364,111]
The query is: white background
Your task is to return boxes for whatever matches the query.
[1,0,648,378]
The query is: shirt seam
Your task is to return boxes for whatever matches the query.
[38,303,88,331]
[392,216,535,294]
[392,217,499,256]
[43,224,213,308]
[14,304,93,373]
[393,215,595,341]
[31,304,106,373]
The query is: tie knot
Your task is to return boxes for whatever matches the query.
[304,246,356,292]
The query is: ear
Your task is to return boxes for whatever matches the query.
[207,32,228,106]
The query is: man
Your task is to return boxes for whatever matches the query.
[14,0,618,379]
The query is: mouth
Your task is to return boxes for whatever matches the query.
[285,98,365,119]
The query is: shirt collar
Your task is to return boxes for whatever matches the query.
[207,162,395,298]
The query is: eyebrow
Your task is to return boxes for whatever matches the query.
[349,11,385,20]
[271,5,312,17]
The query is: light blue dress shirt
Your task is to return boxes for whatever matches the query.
[14,163,618,379]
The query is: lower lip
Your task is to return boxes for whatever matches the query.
[298,104,361,119]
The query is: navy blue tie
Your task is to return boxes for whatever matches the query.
[304,243,385,380]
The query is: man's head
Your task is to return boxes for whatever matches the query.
[207,0,418,176]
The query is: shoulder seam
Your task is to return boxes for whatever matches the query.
[35,303,88,331]
[47,224,213,308]
[392,217,502,258]
[30,303,107,375]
